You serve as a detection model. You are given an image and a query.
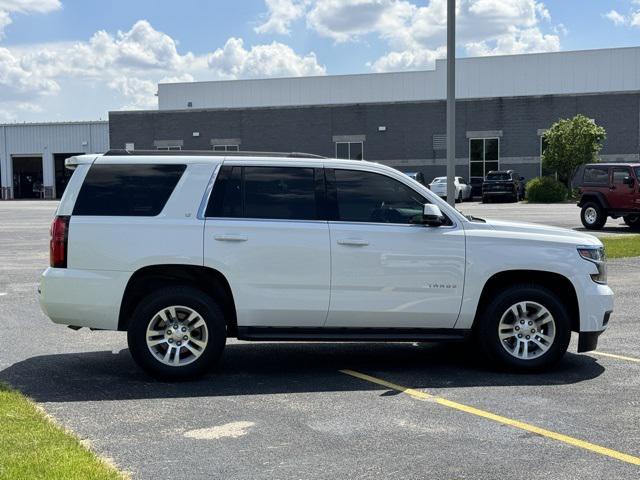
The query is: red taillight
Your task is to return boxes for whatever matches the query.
[50,215,70,268]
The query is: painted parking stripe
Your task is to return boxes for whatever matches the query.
[340,369,640,466]
[592,351,640,364]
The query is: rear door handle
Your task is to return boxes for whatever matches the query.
[337,238,369,246]
[214,234,248,242]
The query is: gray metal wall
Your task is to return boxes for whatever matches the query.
[110,91,640,184]
[0,122,109,199]
[159,47,640,110]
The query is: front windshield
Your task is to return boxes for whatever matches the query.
[486,172,511,181]
[433,178,446,183]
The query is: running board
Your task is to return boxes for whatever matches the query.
[237,327,471,342]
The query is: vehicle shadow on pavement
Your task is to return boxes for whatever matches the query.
[0,341,605,403]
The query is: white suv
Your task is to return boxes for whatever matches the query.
[40,151,613,380]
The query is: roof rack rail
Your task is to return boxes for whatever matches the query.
[103,149,326,159]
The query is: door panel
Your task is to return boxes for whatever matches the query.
[325,168,466,329]
[326,223,465,328]
[203,164,331,327]
[204,219,331,327]
[610,167,634,210]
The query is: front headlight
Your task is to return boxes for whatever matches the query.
[578,246,607,284]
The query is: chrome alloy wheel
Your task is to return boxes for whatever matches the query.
[584,207,598,225]
[146,306,208,367]
[498,301,556,360]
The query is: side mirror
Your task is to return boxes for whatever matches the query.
[519,176,525,182]
[623,176,635,187]
[421,204,444,227]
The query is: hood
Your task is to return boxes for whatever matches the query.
[468,218,602,246]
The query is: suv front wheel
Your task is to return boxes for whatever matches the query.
[127,286,227,380]
[476,284,571,372]
[580,202,607,230]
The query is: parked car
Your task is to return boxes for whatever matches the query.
[428,176,473,202]
[577,163,640,230]
[404,171,426,185]
[482,170,525,203]
[40,151,612,380]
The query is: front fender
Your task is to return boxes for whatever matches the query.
[456,229,606,332]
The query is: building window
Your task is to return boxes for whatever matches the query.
[157,145,182,151]
[213,145,239,152]
[335,142,363,160]
[469,138,499,180]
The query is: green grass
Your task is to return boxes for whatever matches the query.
[602,235,640,259]
[0,383,124,480]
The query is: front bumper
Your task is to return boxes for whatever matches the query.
[575,277,613,352]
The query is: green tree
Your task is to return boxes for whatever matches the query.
[542,114,606,187]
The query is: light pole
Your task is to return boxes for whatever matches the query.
[446,0,456,207]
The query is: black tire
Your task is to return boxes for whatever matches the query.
[476,284,571,372]
[457,191,463,203]
[127,286,226,380]
[580,202,607,230]
[482,195,488,204]
[623,215,640,230]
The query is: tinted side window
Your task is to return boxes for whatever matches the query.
[333,169,425,224]
[244,167,317,220]
[73,164,185,216]
[206,166,242,218]
[583,167,609,185]
[612,167,630,185]
[207,166,319,220]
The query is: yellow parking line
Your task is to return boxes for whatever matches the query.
[340,369,640,466]
[592,351,640,363]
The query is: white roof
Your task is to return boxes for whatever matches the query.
[158,47,640,111]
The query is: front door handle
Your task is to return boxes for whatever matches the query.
[337,238,369,246]
[214,234,248,242]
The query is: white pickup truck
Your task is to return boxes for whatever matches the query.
[39,151,613,380]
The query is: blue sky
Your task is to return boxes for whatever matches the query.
[1,0,639,122]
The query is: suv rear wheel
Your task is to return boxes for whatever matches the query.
[624,215,640,230]
[127,286,226,380]
[580,202,607,230]
[476,284,571,372]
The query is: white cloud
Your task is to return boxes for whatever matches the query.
[605,3,640,27]
[0,47,59,101]
[465,27,560,56]
[0,20,326,118]
[255,0,308,34]
[209,37,326,78]
[301,0,560,71]
[369,45,446,72]
[605,10,626,26]
[0,0,60,38]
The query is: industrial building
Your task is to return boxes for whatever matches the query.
[109,46,640,187]
[0,121,109,199]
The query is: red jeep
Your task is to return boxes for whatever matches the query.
[577,163,640,230]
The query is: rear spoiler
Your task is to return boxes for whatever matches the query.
[65,154,100,170]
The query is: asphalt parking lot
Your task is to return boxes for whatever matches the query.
[0,201,638,479]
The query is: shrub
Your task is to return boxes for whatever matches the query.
[525,176,568,203]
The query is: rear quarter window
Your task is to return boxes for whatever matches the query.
[72,164,186,216]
